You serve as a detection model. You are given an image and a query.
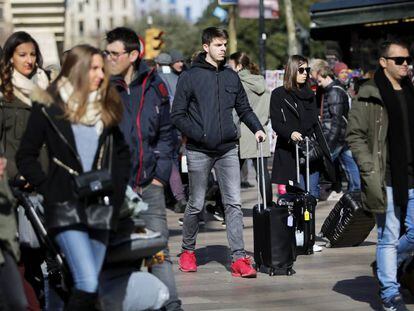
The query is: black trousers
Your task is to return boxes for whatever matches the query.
[0,250,27,311]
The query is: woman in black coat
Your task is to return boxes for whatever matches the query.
[16,45,130,310]
[270,55,332,199]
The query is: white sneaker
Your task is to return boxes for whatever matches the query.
[313,244,323,252]
[327,191,344,201]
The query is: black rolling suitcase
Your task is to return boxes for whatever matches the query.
[253,142,296,276]
[277,138,317,255]
[320,191,375,247]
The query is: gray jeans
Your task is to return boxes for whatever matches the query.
[182,147,246,260]
[140,183,182,311]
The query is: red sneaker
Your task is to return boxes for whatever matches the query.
[231,257,257,278]
[179,250,197,272]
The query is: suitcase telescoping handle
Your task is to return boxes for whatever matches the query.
[256,141,267,212]
[294,136,310,192]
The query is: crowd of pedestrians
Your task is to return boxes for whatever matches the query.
[0,24,413,311]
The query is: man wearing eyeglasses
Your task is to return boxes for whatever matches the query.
[347,40,414,311]
[105,27,183,311]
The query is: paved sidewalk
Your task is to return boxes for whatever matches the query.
[166,184,414,311]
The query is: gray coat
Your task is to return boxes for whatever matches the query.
[238,69,271,159]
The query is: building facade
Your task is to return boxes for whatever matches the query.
[135,0,211,23]
[64,0,136,49]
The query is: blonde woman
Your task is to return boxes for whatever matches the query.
[16,45,130,310]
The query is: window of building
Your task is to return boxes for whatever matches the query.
[96,0,100,10]
[185,6,191,21]
[169,0,176,4]
[78,2,83,12]
[109,17,114,29]
[79,21,84,35]
[123,0,128,8]
[123,16,128,25]
[109,0,113,10]
[96,18,100,30]
[169,8,176,15]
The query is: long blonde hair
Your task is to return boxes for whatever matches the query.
[51,44,123,127]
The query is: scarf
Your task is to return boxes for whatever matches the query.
[12,68,49,106]
[58,77,104,135]
[374,68,414,210]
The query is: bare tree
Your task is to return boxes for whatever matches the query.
[283,0,298,55]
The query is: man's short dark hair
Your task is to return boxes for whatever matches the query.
[379,39,409,58]
[202,27,228,45]
[106,27,140,53]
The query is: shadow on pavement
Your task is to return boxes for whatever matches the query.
[194,245,231,271]
[333,275,381,310]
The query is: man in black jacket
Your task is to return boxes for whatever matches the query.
[316,66,360,194]
[105,27,182,311]
[171,27,265,278]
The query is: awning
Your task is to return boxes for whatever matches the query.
[310,0,414,29]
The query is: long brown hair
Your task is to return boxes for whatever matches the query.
[283,55,309,92]
[0,31,43,102]
[51,44,123,127]
[229,52,260,75]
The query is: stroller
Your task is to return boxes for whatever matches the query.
[13,186,169,310]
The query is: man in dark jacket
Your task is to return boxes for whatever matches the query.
[105,27,182,311]
[316,65,360,193]
[171,27,265,278]
[347,40,414,311]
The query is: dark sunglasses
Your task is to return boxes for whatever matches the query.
[384,56,412,65]
[298,67,311,74]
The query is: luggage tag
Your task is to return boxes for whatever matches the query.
[181,155,188,173]
[304,209,310,221]
[287,214,294,227]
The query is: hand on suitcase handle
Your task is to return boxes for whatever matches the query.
[291,131,303,142]
[255,130,266,143]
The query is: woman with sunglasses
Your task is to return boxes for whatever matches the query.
[270,55,332,200]
[15,45,130,310]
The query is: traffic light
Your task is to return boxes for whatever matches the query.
[145,28,164,59]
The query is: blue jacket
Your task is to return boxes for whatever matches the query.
[111,61,173,187]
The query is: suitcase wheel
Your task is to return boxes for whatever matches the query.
[255,264,260,271]
[326,242,332,248]
[269,269,275,276]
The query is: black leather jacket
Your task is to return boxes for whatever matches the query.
[321,80,350,152]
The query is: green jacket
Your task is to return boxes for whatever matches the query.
[346,79,388,213]
[238,69,271,159]
[0,96,48,181]
[0,173,19,265]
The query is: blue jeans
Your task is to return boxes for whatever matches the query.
[331,145,361,192]
[375,187,414,302]
[182,147,246,259]
[300,170,320,199]
[140,183,182,311]
[54,229,108,293]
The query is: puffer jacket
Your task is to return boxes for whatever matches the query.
[171,52,263,155]
[346,79,388,213]
[321,80,350,152]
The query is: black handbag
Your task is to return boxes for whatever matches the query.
[298,134,323,163]
[53,135,114,199]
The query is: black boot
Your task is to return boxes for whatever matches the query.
[65,289,98,311]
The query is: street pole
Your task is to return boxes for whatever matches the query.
[228,4,237,54]
[259,0,266,75]
[283,0,298,55]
